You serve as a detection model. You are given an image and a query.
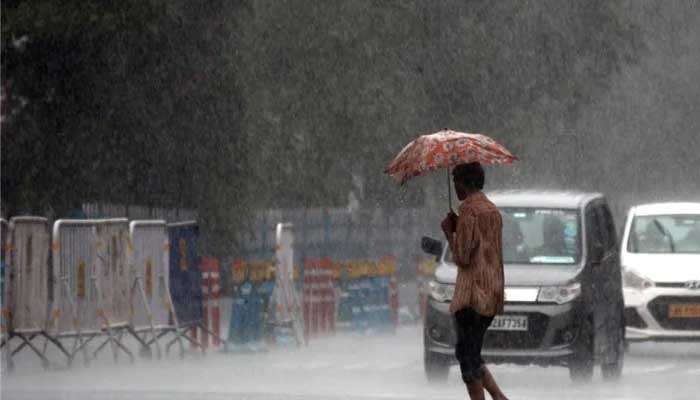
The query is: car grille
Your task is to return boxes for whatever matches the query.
[483,313,548,349]
[648,296,700,330]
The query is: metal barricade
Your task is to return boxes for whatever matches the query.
[303,258,337,337]
[129,220,183,358]
[91,219,146,361]
[95,220,131,327]
[9,217,51,334]
[269,223,305,346]
[1,219,9,368]
[49,219,153,364]
[199,256,222,349]
[167,221,206,352]
[50,219,99,347]
[168,222,202,326]
[1,219,8,344]
[1,217,72,369]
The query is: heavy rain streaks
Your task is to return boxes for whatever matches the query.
[2,1,700,400]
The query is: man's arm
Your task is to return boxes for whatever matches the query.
[448,212,475,268]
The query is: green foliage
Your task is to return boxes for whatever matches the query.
[238,0,644,207]
[2,0,249,254]
[2,0,658,255]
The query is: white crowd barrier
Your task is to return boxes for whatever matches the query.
[51,219,139,364]
[1,217,204,370]
[0,217,71,370]
[130,221,171,329]
[51,220,99,338]
[91,219,149,361]
[129,220,183,358]
[1,218,8,339]
[94,219,131,328]
[7,217,51,334]
[1,218,9,368]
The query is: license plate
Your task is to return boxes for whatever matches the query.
[668,304,700,318]
[489,315,528,331]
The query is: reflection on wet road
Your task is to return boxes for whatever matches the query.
[3,325,700,400]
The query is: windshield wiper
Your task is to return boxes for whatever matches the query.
[652,219,676,252]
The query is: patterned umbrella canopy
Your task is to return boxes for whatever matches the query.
[384,129,517,185]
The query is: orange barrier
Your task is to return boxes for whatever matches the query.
[303,258,337,338]
[416,257,437,319]
[198,256,221,348]
[389,274,399,327]
[228,256,398,341]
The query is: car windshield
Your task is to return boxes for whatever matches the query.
[501,207,581,265]
[445,208,581,265]
[627,214,700,254]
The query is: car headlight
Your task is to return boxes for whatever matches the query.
[623,268,654,290]
[428,281,454,302]
[538,282,581,304]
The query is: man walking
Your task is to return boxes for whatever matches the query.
[441,162,509,400]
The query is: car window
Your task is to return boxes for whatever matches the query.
[501,208,581,265]
[627,214,700,254]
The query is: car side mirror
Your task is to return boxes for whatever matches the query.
[421,236,443,257]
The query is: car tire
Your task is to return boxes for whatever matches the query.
[602,314,625,381]
[424,348,450,383]
[569,317,594,383]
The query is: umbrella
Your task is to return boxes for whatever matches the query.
[384,129,517,209]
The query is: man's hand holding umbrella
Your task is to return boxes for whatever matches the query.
[441,211,458,236]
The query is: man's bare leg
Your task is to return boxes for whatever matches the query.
[481,366,509,400]
[466,380,486,400]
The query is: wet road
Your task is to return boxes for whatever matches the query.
[3,324,700,400]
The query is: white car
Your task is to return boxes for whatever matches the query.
[621,202,700,342]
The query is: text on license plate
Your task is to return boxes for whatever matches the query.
[668,304,700,318]
[489,315,528,331]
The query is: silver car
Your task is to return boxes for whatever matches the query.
[422,191,625,383]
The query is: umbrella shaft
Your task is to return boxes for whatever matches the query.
[447,169,452,212]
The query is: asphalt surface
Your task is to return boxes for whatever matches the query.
[3,322,700,400]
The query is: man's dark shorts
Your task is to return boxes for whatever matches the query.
[453,307,494,384]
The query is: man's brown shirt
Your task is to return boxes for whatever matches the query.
[448,191,505,316]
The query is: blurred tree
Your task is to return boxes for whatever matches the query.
[238,0,643,210]
[2,0,659,256]
[2,0,249,255]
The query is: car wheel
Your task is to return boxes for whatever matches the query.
[424,348,450,382]
[602,315,625,381]
[569,317,594,383]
